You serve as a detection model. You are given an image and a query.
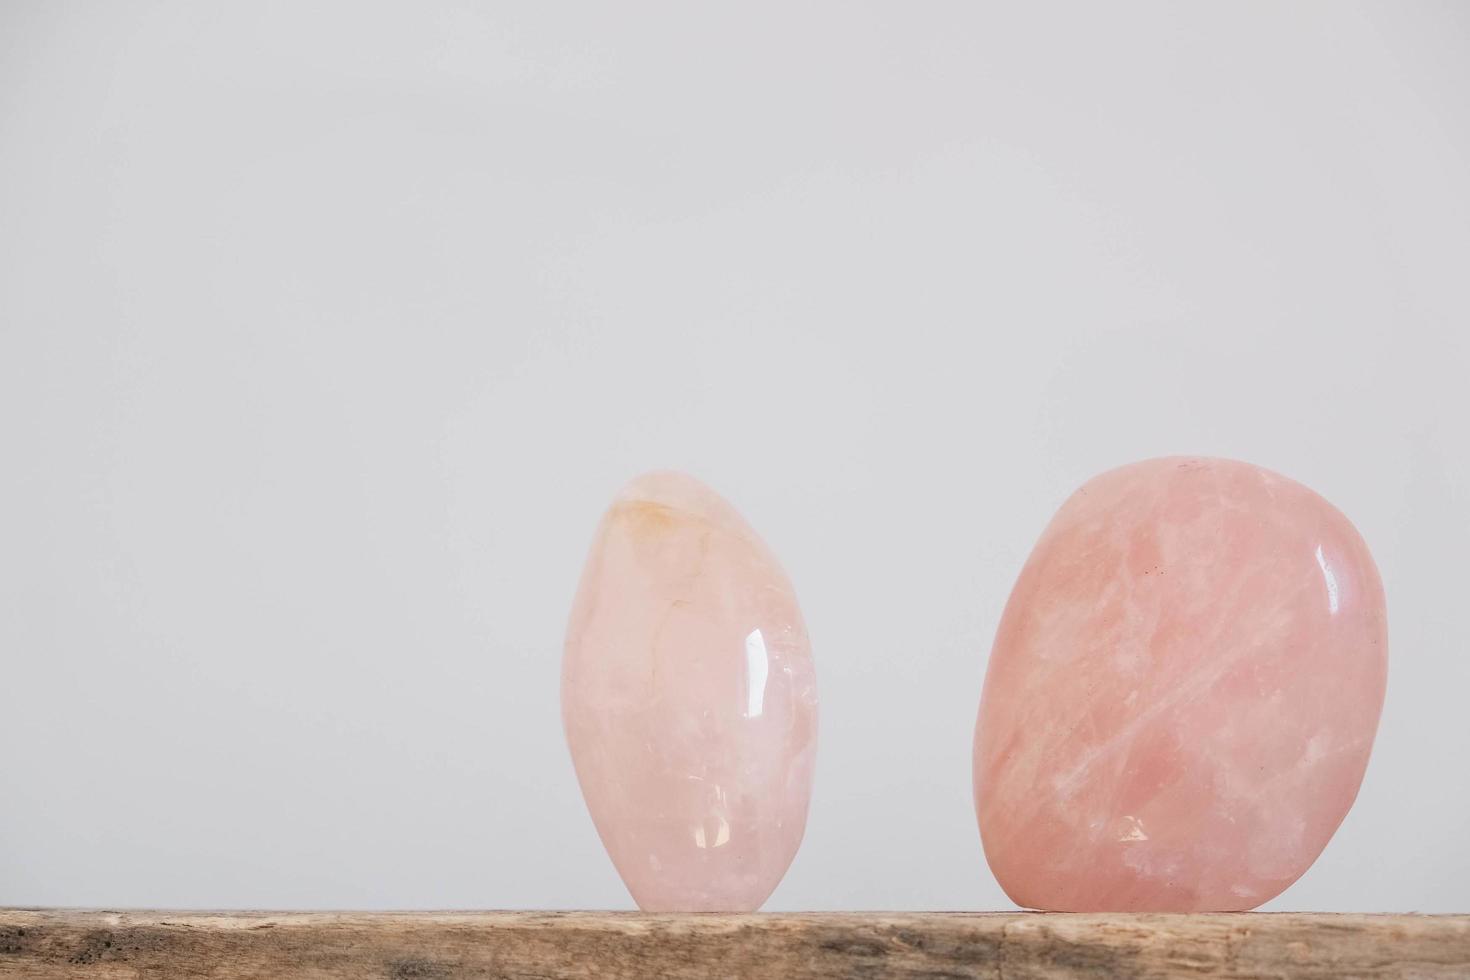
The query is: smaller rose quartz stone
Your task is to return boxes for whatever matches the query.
[563,472,818,911]
[974,457,1388,912]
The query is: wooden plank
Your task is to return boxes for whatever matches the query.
[1,909,1467,979]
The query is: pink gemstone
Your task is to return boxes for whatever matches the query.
[563,471,818,911]
[974,457,1387,912]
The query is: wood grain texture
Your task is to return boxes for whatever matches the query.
[1,910,1467,979]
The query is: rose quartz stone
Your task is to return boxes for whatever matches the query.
[974,457,1387,912]
[562,471,818,911]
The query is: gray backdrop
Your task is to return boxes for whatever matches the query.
[2,1,1467,912]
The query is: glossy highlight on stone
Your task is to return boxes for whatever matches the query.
[563,471,818,911]
[974,457,1387,912]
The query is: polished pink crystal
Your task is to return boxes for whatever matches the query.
[974,457,1387,912]
[563,471,818,911]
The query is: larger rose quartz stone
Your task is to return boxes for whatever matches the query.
[563,472,818,911]
[974,457,1387,912]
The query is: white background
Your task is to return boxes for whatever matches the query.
[2,2,1467,912]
